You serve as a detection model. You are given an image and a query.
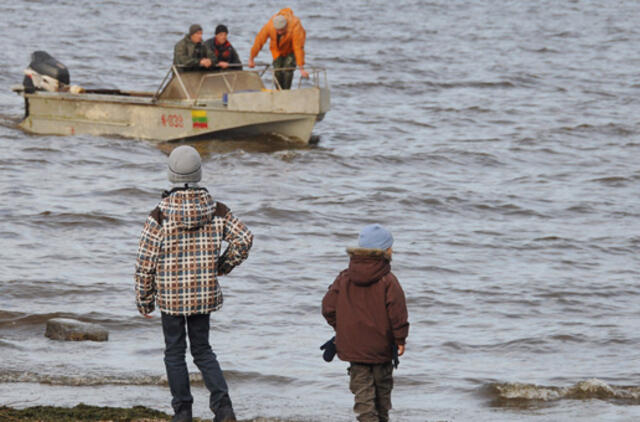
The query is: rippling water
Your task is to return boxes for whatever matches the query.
[1,1,639,421]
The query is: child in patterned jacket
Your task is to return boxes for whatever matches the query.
[135,145,253,422]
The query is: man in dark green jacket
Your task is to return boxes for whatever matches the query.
[173,24,216,71]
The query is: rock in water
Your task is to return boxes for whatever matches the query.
[45,318,109,342]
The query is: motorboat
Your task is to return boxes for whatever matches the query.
[11,51,330,144]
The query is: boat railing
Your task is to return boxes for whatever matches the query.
[257,64,328,91]
[153,65,188,101]
[153,64,328,104]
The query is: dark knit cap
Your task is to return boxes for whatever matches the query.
[215,24,228,35]
[189,24,203,36]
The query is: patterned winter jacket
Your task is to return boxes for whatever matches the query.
[135,187,253,316]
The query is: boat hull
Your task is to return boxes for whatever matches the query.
[18,85,329,144]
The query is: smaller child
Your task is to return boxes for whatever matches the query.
[322,224,409,422]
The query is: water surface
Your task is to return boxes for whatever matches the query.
[0,1,639,421]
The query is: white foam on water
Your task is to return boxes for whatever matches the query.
[493,378,640,402]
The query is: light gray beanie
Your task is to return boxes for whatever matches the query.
[168,145,202,183]
[273,14,287,30]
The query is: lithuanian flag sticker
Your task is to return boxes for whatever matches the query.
[191,110,208,129]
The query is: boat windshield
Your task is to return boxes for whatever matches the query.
[156,68,264,101]
[155,65,328,102]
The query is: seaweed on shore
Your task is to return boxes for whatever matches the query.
[0,403,177,422]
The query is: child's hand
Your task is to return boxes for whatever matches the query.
[397,344,405,356]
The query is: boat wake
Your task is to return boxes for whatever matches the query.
[0,113,22,131]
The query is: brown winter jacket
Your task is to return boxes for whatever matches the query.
[322,248,409,364]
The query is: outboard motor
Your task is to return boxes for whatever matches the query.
[23,51,70,93]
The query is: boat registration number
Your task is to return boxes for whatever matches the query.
[161,114,184,128]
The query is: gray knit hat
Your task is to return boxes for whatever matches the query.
[189,24,203,36]
[168,145,202,183]
[273,15,287,30]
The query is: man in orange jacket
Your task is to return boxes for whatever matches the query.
[248,8,309,89]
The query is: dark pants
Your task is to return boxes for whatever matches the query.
[273,54,296,89]
[349,362,394,422]
[161,312,232,415]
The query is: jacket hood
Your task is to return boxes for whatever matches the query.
[277,7,295,20]
[161,188,215,230]
[346,248,391,286]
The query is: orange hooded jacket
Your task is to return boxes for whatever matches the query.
[250,8,306,67]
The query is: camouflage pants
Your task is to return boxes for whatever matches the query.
[273,53,296,90]
[349,362,394,422]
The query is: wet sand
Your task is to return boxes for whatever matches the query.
[0,404,171,421]
[0,404,290,422]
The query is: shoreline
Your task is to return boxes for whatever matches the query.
[0,403,290,422]
[0,404,175,421]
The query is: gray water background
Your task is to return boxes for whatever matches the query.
[0,0,639,421]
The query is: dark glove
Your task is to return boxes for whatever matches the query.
[320,336,336,362]
[216,249,233,275]
[392,344,400,369]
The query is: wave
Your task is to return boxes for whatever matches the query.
[470,202,549,218]
[589,176,632,187]
[442,337,553,353]
[388,117,436,129]
[334,79,518,93]
[12,210,126,229]
[0,158,51,167]
[0,310,143,330]
[0,339,23,350]
[522,47,561,54]
[0,369,296,387]
[484,379,640,407]
[0,279,113,300]
[555,123,636,137]
[92,187,156,197]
